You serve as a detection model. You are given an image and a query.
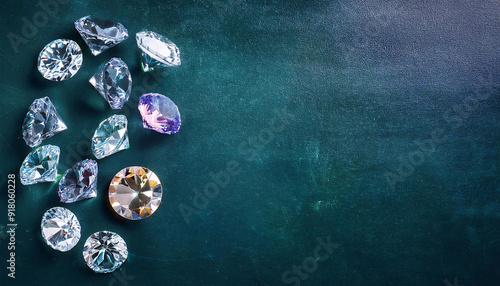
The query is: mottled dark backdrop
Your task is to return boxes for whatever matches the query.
[0,0,499,285]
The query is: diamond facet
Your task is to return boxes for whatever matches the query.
[41,207,81,252]
[75,16,129,56]
[89,58,132,109]
[37,39,83,81]
[20,145,60,185]
[83,231,128,273]
[59,159,98,203]
[138,93,181,134]
[91,115,129,159]
[136,31,181,72]
[109,166,163,220]
[22,96,67,147]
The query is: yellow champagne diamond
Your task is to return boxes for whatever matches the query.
[109,166,162,220]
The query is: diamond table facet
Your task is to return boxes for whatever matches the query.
[37,39,83,81]
[75,16,129,56]
[59,159,98,203]
[89,58,132,109]
[22,96,67,147]
[91,115,129,159]
[41,207,81,252]
[83,231,128,273]
[136,31,181,72]
[20,145,60,185]
[138,93,181,134]
[109,166,163,220]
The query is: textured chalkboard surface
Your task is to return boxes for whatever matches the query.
[0,0,499,285]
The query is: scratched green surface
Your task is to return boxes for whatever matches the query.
[0,0,500,285]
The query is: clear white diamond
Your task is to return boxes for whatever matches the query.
[41,207,81,252]
[37,39,83,81]
[89,58,132,109]
[20,144,60,185]
[136,31,181,72]
[82,231,128,273]
[75,16,129,56]
[22,96,67,147]
[91,115,129,159]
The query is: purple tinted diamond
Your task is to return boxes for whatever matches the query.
[138,93,181,134]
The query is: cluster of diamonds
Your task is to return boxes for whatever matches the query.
[22,15,181,274]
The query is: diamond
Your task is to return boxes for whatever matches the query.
[91,115,129,159]
[89,58,132,109]
[37,39,83,81]
[138,93,181,134]
[59,159,98,203]
[41,207,81,252]
[83,231,128,273]
[22,96,67,147]
[20,145,60,185]
[109,166,162,220]
[75,16,129,56]
[136,31,181,72]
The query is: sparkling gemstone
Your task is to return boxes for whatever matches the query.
[89,58,132,109]
[109,166,162,220]
[20,145,60,185]
[136,31,181,72]
[37,39,83,81]
[41,207,81,252]
[83,231,128,273]
[138,93,181,134]
[92,115,129,159]
[22,96,67,147]
[75,16,129,56]
[58,159,98,203]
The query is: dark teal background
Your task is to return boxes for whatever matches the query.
[0,0,500,285]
